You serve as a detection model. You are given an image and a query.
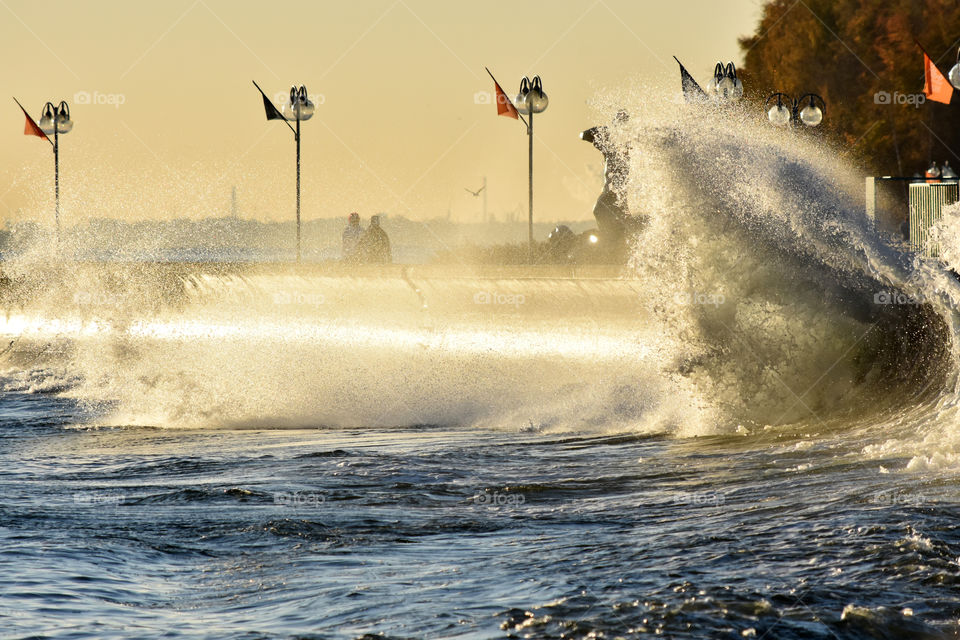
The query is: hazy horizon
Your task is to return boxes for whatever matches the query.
[1,0,762,229]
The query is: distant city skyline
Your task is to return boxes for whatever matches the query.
[0,0,762,227]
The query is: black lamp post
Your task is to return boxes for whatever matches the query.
[255,82,315,263]
[515,76,548,262]
[37,100,73,246]
[765,93,825,128]
[281,86,315,263]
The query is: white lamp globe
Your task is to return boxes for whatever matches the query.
[527,90,548,113]
[38,115,55,135]
[296,100,315,121]
[705,76,718,96]
[767,104,791,126]
[717,77,742,101]
[732,78,744,100]
[799,103,822,127]
[282,86,315,121]
[514,93,531,115]
[38,104,56,135]
[950,63,960,90]
[56,103,73,133]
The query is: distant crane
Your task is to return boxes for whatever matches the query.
[464,176,488,222]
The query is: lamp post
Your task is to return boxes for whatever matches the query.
[280,86,315,263]
[705,62,743,102]
[255,81,315,263]
[37,101,73,246]
[765,93,825,128]
[515,76,548,262]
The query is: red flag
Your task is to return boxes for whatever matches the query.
[13,98,51,143]
[923,51,954,105]
[493,78,519,119]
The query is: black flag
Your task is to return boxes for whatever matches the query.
[252,80,286,121]
[673,57,707,103]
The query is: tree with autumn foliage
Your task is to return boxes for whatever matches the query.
[739,0,960,177]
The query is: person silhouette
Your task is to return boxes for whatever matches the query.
[342,212,364,262]
[358,215,392,263]
[580,110,643,259]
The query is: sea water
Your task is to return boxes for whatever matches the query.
[2,96,960,639]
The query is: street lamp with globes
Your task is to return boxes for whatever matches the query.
[37,101,73,246]
[705,62,743,102]
[515,76,548,261]
[765,93,825,128]
[273,85,316,262]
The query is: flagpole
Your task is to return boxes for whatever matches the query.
[484,68,532,260]
[254,81,313,262]
[13,97,58,248]
[252,81,296,135]
[483,68,528,127]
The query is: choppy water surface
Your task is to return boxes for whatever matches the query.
[3,392,959,639]
[5,98,960,638]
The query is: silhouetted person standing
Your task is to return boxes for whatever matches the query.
[342,212,364,262]
[581,110,643,261]
[359,215,391,263]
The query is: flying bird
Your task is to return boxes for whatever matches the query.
[464,185,485,197]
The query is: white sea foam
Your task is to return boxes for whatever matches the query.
[2,90,960,444]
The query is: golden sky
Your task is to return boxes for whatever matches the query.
[0,0,762,226]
